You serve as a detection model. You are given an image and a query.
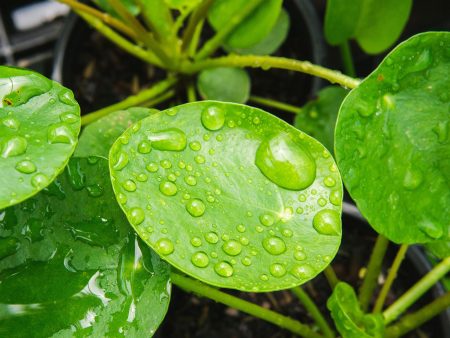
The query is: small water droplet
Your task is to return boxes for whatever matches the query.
[324,176,336,187]
[138,140,152,154]
[15,160,36,174]
[194,155,205,164]
[291,264,314,279]
[185,175,197,186]
[146,162,158,173]
[189,141,202,151]
[403,167,423,190]
[318,197,327,207]
[31,173,49,188]
[86,183,103,197]
[296,207,304,214]
[222,240,242,256]
[191,252,209,268]
[262,236,286,255]
[117,193,127,204]
[155,238,174,255]
[186,199,206,217]
[260,274,269,281]
[298,194,306,202]
[47,123,75,144]
[432,121,448,144]
[236,224,246,233]
[190,237,202,247]
[112,151,129,171]
[59,90,77,105]
[312,209,341,236]
[123,179,137,192]
[136,173,148,182]
[329,190,342,206]
[129,207,145,225]
[148,128,187,151]
[270,263,286,277]
[241,256,252,266]
[214,261,233,277]
[259,214,274,226]
[2,117,20,130]
[294,250,306,261]
[205,232,219,244]
[1,136,27,158]
[282,229,293,237]
[60,112,79,123]
[160,159,172,169]
[159,181,177,196]
[418,220,443,239]
[201,106,225,131]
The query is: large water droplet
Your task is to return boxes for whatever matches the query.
[291,264,314,279]
[214,261,233,277]
[159,181,177,196]
[155,238,174,255]
[403,167,423,190]
[112,151,129,171]
[47,123,75,144]
[201,106,225,131]
[191,252,209,268]
[148,128,187,151]
[262,236,286,255]
[186,199,206,217]
[255,133,316,190]
[312,209,341,236]
[123,179,137,192]
[31,173,49,188]
[2,117,20,130]
[15,160,36,174]
[269,263,286,277]
[259,214,275,226]
[418,220,443,240]
[222,240,242,256]
[1,136,27,158]
[129,207,145,225]
[329,190,342,206]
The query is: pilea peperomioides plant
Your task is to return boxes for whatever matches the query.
[0,1,449,337]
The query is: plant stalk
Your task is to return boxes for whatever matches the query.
[141,89,175,108]
[249,95,302,114]
[358,235,390,311]
[181,0,213,52]
[386,292,450,337]
[339,41,356,77]
[80,77,177,126]
[291,286,335,338]
[182,55,361,89]
[187,82,197,102]
[373,244,409,313]
[383,256,450,325]
[170,272,325,338]
[323,266,339,290]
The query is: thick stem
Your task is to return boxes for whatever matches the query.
[373,244,409,313]
[171,272,325,338]
[195,0,263,60]
[181,55,360,89]
[386,292,450,337]
[249,95,301,114]
[383,256,450,325]
[323,266,339,290]
[339,41,356,77]
[181,0,213,52]
[358,235,390,311]
[81,77,177,126]
[187,82,197,102]
[291,286,335,338]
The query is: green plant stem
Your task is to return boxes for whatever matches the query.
[80,77,177,126]
[182,56,361,89]
[383,256,450,325]
[323,266,339,290]
[57,0,136,39]
[170,272,325,338]
[187,82,197,102]
[181,0,213,52]
[291,286,335,338]
[339,41,356,77]
[188,20,204,57]
[373,244,409,313]
[358,235,390,311]
[195,0,263,60]
[249,95,301,114]
[386,292,450,338]
[141,89,175,107]
[77,12,163,68]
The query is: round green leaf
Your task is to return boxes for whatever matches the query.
[207,0,282,49]
[0,66,80,209]
[227,8,290,55]
[0,157,170,337]
[294,86,348,153]
[335,32,450,244]
[425,240,450,260]
[197,67,251,104]
[109,101,342,291]
[327,282,385,338]
[324,0,362,45]
[75,107,157,158]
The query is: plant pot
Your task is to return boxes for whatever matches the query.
[51,0,327,119]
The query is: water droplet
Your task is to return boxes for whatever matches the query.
[294,250,306,261]
[112,151,129,171]
[59,90,77,105]
[253,117,261,125]
[123,179,137,192]
[282,229,293,237]
[432,121,449,144]
[148,128,187,151]
[312,209,341,236]
[129,207,145,225]
[1,136,27,158]
[298,194,306,202]
[136,173,148,182]
[206,195,215,203]
[146,162,158,173]
[324,176,336,187]
[31,173,49,188]
[255,133,316,190]
[214,261,233,277]
[418,220,443,239]
[86,183,103,197]
[260,274,269,281]
[117,193,127,204]
[186,199,206,217]
[189,141,201,151]
[191,252,209,268]
[201,106,225,131]
[205,232,219,244]
[262,236,286,255]
[270,263,286,277]
[296,207,304,214]
[190,237,202,247]
[259,214,274,226]
[185,175,197,186]
[291,264,314,279]
[195,155,205,164]
[240,237,249,245]
[2,117,20,130]
[159,181,177,196]
[138,140,152,154]
[355,101,375,117]
[222,240,242,256]
[318,198,327,207]
[236,224,246,233]
[241,256,252,266]
[329,190,342,206]
[15,160,36,174]
[210,251,218,258]
[155,238,174,255]
[60,112,79,123]
[160,159,172,169]
[47,123,75,144]
[403,167,423,190]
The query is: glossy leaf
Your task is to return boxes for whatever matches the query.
[75,107,157,158]
[335,32,450,244]
[327,282,385,338]
[109,101,342,291]
[96,0,140,17]
[324,0,412,54]
[197,67,251,104]
[139,0,175,42]
[0,157,171,337]
[425,240,450,260]
[207,0,282,49]
[294,86,348,153]
[0,66,80,209]
[227,8,290,55]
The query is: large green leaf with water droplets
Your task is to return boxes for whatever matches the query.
[207,0,282,49]
[0,66,80,209]
[0,157,170,337]
[75,107,157,158]
[327,282,384,338]
[294,86,348,153]
[109,101,342,291]
[324,0,412,54]
[335,32,450,244]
